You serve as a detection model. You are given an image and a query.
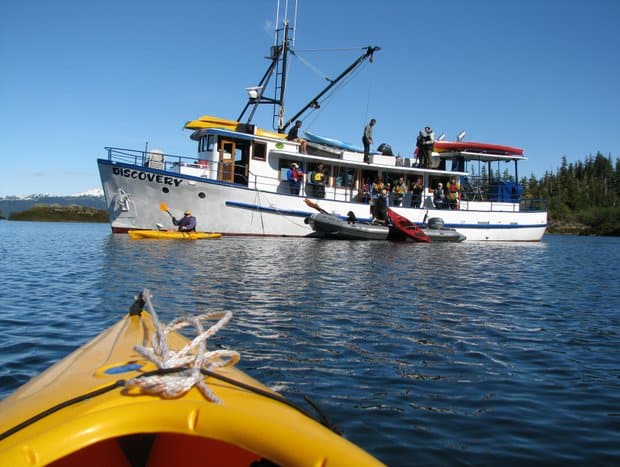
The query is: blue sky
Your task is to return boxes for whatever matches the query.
[1,0,618,196]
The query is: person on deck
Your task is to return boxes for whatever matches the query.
[410,176,423,208]
[369,176,385,219]
[434,183,446,209]
[421,126,435,168]
[311,163,326,198]
[172,210,197,232]
[362,118,376,164]
[446,176,461,210]
[374,189,389,224]
[287,120,308,154]
[415,131,425,167]
[287,162,304,195]
[392,177,407,207]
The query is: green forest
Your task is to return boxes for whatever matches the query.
[8,205,109,223]
[523,152,620,236]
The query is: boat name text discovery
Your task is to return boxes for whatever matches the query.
[112,167,183,187]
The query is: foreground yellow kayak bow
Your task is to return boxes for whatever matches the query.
[0,290,383,467]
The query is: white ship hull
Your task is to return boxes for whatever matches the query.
[98,159,547,241]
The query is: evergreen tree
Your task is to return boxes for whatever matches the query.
[523,151,620,235]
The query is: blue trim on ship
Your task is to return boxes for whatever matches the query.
[225,201,545,229]
[98,159,546,231]
[225,200,319,219]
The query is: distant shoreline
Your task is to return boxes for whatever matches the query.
[8,204,109,223]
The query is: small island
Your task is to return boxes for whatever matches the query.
[8,204,109,222]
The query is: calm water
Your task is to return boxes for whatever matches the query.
[1,220,619,466]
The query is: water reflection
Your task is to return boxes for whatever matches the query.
[2,222,619,465]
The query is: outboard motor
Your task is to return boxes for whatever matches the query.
[427,217,445,229]
[376,143,393,156]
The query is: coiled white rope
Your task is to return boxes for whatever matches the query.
[126,289,240,404]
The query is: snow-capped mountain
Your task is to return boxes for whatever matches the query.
[1,188,104,200]
[69,188,104,197]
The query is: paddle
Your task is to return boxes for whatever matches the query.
[304,198,328,214]
[159,202,173,218]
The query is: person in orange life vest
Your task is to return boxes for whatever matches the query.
[286,162,304,195]
[446,176,461,210]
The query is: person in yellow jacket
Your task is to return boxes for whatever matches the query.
[392,177,407,206]
[446,176,461,210]
[311,163,326,198]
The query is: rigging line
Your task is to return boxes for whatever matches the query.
[292,61,366,132]
[292,0,298,46]
[304,107,323,132]
[274,0,280,46]
[363,55,375,125]
[290,50,333,82]
[303,63,367,132]
[310,61,366,109]
[293,47,369,53]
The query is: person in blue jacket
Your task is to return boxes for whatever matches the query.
[287,162,303,195]
[172,209,197,232]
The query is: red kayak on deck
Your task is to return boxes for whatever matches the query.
[387,209,432,243]
[433,140,523,156]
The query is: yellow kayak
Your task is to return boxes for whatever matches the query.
[184,114,286,139]
[0,290,383,467]
[128,230,222,240]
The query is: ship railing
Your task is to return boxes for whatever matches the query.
[520,198,547,212]
[104,147,202,171]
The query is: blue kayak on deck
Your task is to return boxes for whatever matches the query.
[304,131,365,153]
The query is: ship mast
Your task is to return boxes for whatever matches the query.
[237,1,380,133]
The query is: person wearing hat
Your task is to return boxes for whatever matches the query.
[286,162,304,195]
[172,209,197,232]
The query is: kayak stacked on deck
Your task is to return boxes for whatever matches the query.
[0,290,383,467]
[433,140,523,156]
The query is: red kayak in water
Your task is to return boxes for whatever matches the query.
[387,209,432,243]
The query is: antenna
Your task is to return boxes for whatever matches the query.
[274,1,280,45]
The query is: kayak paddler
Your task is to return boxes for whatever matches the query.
[172,209,197,232]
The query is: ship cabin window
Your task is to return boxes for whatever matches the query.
[451,156,465,172]
[200,135,216,153]
[335,166,355,188]
[252,142,267,161]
